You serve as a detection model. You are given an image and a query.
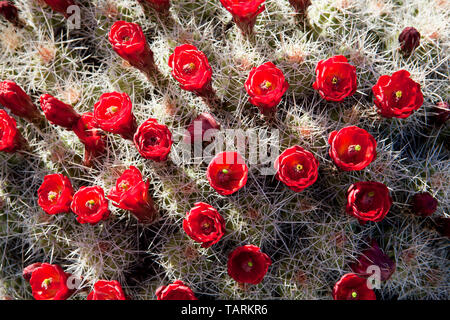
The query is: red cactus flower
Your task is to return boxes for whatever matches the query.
[168,44,213,96]
[398,27,420,56]
[274,145,319,192]
[41,0,76,18]
[108,20,157,78]
[138,0,170,12]
[108,166,158,224]
[350,239,396,282]
[183,202,226,248]
[332,273,376,300]
[372,70,423,119]
[245,62,289,115]
[289,0,311,14]
[0,80,41,122]
[184,113,220,144]
[431,101,449,125]
[37,174,74,215]
[93,92,137,140]
[312,55,357,102]
[227,245,271,284]
[26,263,72,300]
[70,186,110,225]
[0,1,24,28]
[328,126,377,171]
[72,112,107,167]
[40,94,80,130]
[206,151,248,196]
[156,280,197,300]
[133,118,172,161]
[412,192,438,217]
[219,0,265,35]
[346,181,392,224]
[0,109,26,153]
[87,280,126,300]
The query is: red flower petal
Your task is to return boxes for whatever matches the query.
[274,145,319,192]
[328,126,377,171]
[183,202,226,248]
[155,280,197,300]
[227,245,271,284]
[372,70,423,119]
[206,151,248,195]
[28,263,71,300]
[87,280,126,300]
[245,62,289,114]
[93,92,137,140]
[133,118,172,161]
[70,186,110,225]
[168,44,213,94]
[332,273,376,300]
[108,166,158,224]
[346,181,392,223]
[312,55,357,102]
[37,174,74,215]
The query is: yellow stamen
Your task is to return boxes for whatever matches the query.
[354,144,361,151]
[86,199,95,208]
[296,164,303,171]
[395,91,402,99]
[203,222,210,228]
[42,278,52,289]
[351,291,357,298]
[247,261,253,267]
[183,63,196,72]
[48,191,57,201]
[332,77,338,84]
[108,106,118,114]
[222,169,229,174]
[120,182,129,190]
[368,191,375,197]
[262,80,272,89]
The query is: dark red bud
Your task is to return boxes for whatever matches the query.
[0,1,24,28]
[22,263,43,282]
[350,239,396,282]
[398,27,421,56]
[412,192,438,217]
[431,101,449,125]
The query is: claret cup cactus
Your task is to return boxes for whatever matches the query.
[0,0,448,301]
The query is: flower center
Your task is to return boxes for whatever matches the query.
[222,168,229,174]
[107,106,118,114]
[260,80,272,90]
[332,76,338,85]
[86,199,96,209]
[47,191,58,201]
[122,35,130,42]
[202,222,210,229]
[296,164,303,171]
[247,261,253,268]
[395,90,402,99]
[351,291,357,298]
[368,191,375,197]
[120,182,129,190]
[348,144,362,153]
[41,278,52,290]
[183,63,196,73]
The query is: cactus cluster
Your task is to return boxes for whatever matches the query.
[0,0,448,300]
